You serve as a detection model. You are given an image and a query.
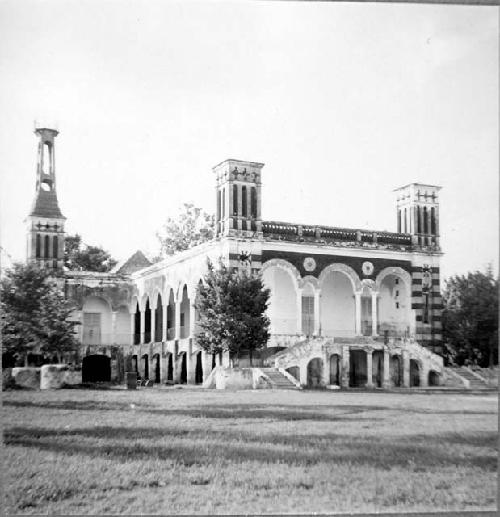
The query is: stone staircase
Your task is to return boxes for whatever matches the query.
[258,368,301,389]
[452,367,491,389]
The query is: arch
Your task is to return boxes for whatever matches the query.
[133,301,141,344]
[428,370,440,386]
[82,296,112,345]
[36,233,41,258]
[349,349,367,387]
[410,359,420,387]
[299,275,319,290]
[319,263,362,292]
[377,270,411,338]
[329,354,341,385]
[44,235,50,258]
[180,285,190,339]
[307,357,323,388]
[166,289,176,340]
[261,261,299,334]
[261,259,301,291]
[144,297,151,343]
[375,267,412,293]
[166,353,174,382]
[154,292,163,342]
[82,355,111,383]
[52,235,58,259]
[390,354,401,387]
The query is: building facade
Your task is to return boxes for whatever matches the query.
[26,128,445,388]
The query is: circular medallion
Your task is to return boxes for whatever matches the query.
[303,257,316,272]
[362,261,374,276]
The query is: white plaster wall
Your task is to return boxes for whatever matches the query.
[378,274,410,334]
[115,306,130,345]
[320,272,355,337]
[262,267,297,334]
[82,296,112,345]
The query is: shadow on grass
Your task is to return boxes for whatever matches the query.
[4,425,497,472]
[3,400,151,412]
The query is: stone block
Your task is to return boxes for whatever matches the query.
[11,367,41,389]
[40,364,69,389]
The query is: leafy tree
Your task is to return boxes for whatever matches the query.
[442,266,498,367]
[195,259,270,362]
[156,203,215,258]
[1,263,80,365]
[64,233,117,272]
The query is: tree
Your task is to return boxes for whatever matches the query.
[1,263,80,366]
[156,203,215,258]
[64,234,117,272]
[195,259,270,362]
[442,266,498,367]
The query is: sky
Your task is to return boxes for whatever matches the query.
[0,0,498,282]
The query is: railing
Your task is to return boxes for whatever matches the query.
[261,220,430,250]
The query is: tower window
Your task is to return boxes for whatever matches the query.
[44,235,50,258]
[396,302,400,309]
[36,234,41,258]
[233,185,238,215]
[53,235,58,259]
[431,207,436,235]
[251,187,257,218]
[242,186,247,217]
[417,206,422,234]
[423,206,428,234]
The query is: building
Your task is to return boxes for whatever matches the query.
[26,127,445,388]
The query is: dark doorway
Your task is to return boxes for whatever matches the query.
[167,353,173,382]
[180,353,187,384]
[349,350,367,387]
[153,353,161,383]
[286,366,300,382]
[82,354,111,383]
[195,352,203,384]
[428,370,440,386]
[212,353,217,370]
[329,354,341,385]
[307,358,323,388]
[142,354,149,380]
[410,359,420,387]
[372,351,384,388]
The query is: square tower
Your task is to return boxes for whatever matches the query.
[394,183,441,248]
[212,159,264,238]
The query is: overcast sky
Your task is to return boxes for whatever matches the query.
[0,0,497,281]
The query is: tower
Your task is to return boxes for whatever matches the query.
[25,126,66,268]
[213,159,264,237]
[394,183,441,248]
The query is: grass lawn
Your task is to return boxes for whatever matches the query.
[2,388,498,514]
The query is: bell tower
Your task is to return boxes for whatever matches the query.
[25,125,66,268]
[394,183,441,248]
[213,159,264,237]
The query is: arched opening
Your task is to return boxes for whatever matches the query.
[423,206,428,234]
[286,366,300,382]
[44,235,50,258]
[307,358,323,388]
[179,352,187,384]
[36,234,41,258]
[372,350,384,387]
[212,353,217,370]
[321,270,356,337]
[52,236,58,259]
[251,187,257,218]
[134,302,140,344]
[233,184,238,215]
[349,350,367,387]
[390,355,401,387]
[431,207,436,235]
[131,354,138,374]
[167,290,175,340]
[152,353,161,383]
[82,354,111,383]
[42,142,52,175]
[155,294,163,342]
[262,265,297,335]
[242,185,247,217]
[115,306,130,345]
[195,351,203,384]
[378,274,410,338]
[82,296,112,345]
[417,206,422,234]
[428,370,440,386]
[410,359,420,387]
[180,285,190,339]
[329,354,341,385]
[144,298,151,343]
[142,354,149,380]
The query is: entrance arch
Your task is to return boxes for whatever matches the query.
[179,352,187,384]
[410,359,420,387]
[349,350,367,387]
[82,354,111,383]
[320,270,356,337]
[329,354,341,385]
[142,354,149,380]
[152,353,161,383]
[428,370,440,386]
[307,357,323,388]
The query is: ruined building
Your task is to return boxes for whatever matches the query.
[26,127,445,388]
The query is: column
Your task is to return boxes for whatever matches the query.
[174,300,181,340]
[313,290,321,336]
[162,303,167,342]
[139,309,145,344]
[296,289,303,335]
[434,206,440,246]
[189,302,196,338]
[186,339,194,384]
[382,348,390,388]
[202,350,212,382]
[355,291,362,336]
[150,306,156,344]
[129,313,135,346]
[111,311,117,345]
[402,350,410,388]
[371,292,378,336]
[366,350,373,388]
[237,184,243,230]
[246,185,252,231]
[341,346,350,388]
[427,207,432,237]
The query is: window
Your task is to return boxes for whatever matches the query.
[242,186,247,217]
[44,235,50,258]
[423,206,428,234]
[251,187,257,218]
[52,235,58,259]
[35,234,41,258]
[396,302,400,309]
[395,290,399,297]
[431,207,436,235]
[233,185,238,215]
[395,279,399,285]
